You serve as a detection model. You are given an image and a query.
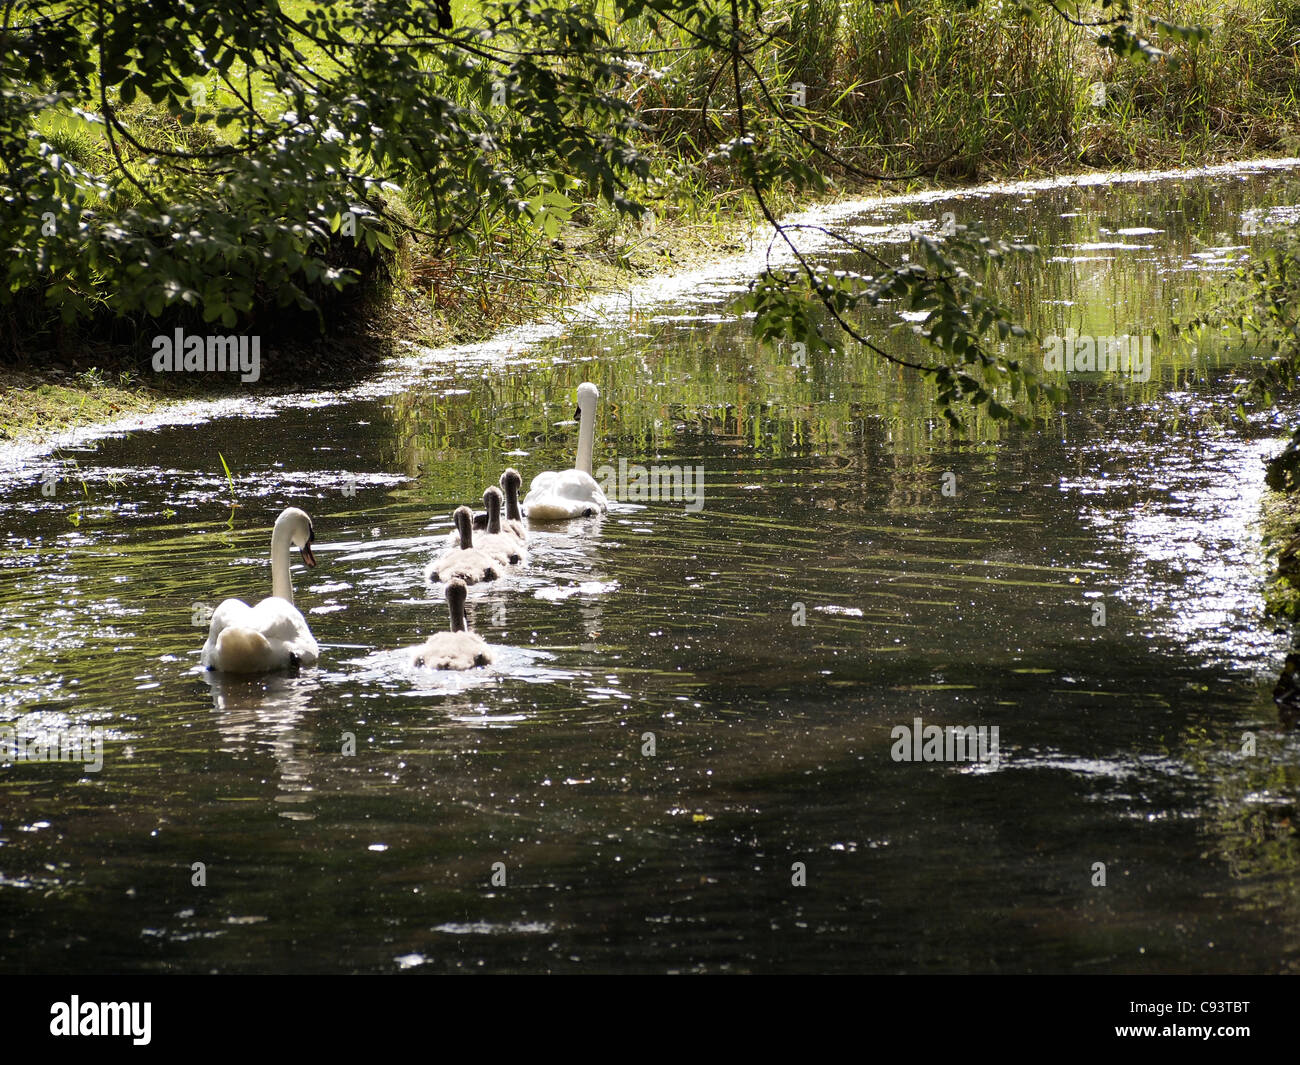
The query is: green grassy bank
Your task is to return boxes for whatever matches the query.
[4,0,1300,442]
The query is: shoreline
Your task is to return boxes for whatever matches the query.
[3,154,1298,471]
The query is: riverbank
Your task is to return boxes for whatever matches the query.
[0,208,754,443]
[8,0,1300,442]
[9,154,1300,450]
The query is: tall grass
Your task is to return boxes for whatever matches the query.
[614,0,1300,191]
[10,0,1300,375]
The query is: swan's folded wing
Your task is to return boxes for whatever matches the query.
[208,598,253,632]
[213,629,279,673]
[522,470,608,519]
[551,470,608,505]
[201,598,252,666]
[521,470,559,512]
[248,597,320,664]
[525,470,558,494]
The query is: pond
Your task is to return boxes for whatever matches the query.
[3,160,1300,973]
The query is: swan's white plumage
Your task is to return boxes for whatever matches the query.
[201,507,319,674]
[521,382,609,522]
[203,598,318,672]
[521,469,608,520]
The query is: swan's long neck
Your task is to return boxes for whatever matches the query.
[456,511,473,550]
[575,399,596,476]
[449,595,467,632]
[270,521,295,604]
[504,481,522,521]
[487,495,502,534]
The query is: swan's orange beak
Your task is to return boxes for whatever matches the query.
[301,543,317,567]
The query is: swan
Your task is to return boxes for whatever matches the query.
[499,467,528,542]
[521,381,610,521]
[440,469,529,542]
[479,485,528,566]
[201,507,320,673]
[410,580,493,670]
[426,506,501,584]
[443,481,525,553]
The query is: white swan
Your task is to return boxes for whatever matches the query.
[521,381,610,521]
[426,506,502,584]
[410,579,493,670]
[479,485,528,566]
[201,507,320,673]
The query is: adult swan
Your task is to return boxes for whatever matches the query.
[201,507,320,673]
[522,382,610,521]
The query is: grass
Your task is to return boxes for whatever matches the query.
[0,369,158,443]
[6,0,1300,444]
[615,0,1300,180]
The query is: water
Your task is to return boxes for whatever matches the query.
[3,162,1300,973]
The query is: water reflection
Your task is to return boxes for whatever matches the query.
[203,671,321,818]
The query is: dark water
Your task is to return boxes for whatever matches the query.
[4,163,1300,973]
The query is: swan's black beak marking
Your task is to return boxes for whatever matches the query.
[301,527,317,568]
[574,405,581,420]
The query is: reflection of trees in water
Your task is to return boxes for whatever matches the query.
[577,596,604,653]
[382,330,1014,491]
[1177,720,1300,955]
[379,176,1245,487]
